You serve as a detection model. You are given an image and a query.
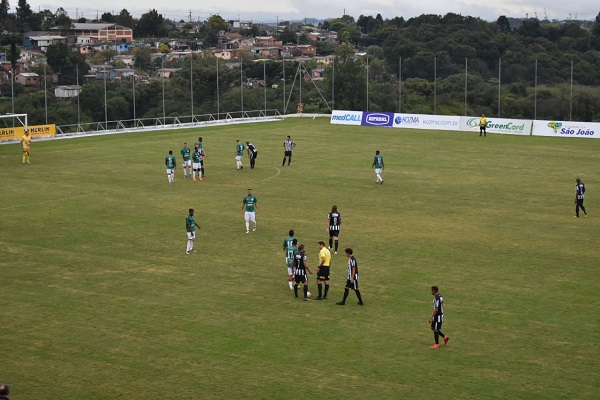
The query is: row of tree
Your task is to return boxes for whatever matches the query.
[1,10,599,123]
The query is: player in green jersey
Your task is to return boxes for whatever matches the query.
[241,188,258,233]
[192,146,202,181]
[372,150,385,185]
[180,143,191,178]
[195,136,203,149]
[235,139,245,170]
[283,230,297,289]
[186,208,201,254]
[165,150,177,183]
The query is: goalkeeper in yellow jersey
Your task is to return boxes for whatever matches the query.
[21,129,31,164]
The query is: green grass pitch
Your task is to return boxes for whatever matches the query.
[0,118,599,399]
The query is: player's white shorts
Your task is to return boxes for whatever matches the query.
[182,160,191,167]
[193,162,200,170]
[167,168,174,174]
[235,155,242,161]
[287,267,293,275]
[244,211,256,222]
[375,168,382,174]
[187,231,195,240]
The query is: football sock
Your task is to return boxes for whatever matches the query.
[281,158,286,166]
[22,153,26,163]
[245,221,250,231]
[376,173,382,181]
[324,284,329,297]
[288,280,293,289]
[288,158,291,165]
[329,238,333,248]
[434,332,440,344]
[342,288,349,302]
[198,169,202,179]
[294,284,298,297]
[438,330,445,338]
[304,286,308,298]
[201,167,205,176]
[318,284,323,297]
[334,240,339,252]
[192,171,196,179]
[355,289,363,303]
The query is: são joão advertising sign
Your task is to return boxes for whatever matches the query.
[532,120,600,139]
[361,112,394,127]
[460,116,532,135]
[330,110,363,125]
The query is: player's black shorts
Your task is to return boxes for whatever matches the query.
[284,151,292,157]
[577,198,585,207]
[329,229,339,238]
[250,151,258,159]
[317,266,330,281]
[294,275,307,284]
[431,319,443,331]
[346,278,358,290]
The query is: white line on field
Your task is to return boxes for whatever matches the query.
[257,166,281,183]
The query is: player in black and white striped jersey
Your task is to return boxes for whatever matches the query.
[282,135,296,167]
[575,178,588,218]
[429,286,449,348]
[292,245,313,300]
[327,205,342,254]
[336,248,364,306]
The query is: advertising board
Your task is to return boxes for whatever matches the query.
[393,114,460,131]
[460,116,532,135]
[532,120,600,139]
[330,110,363,125]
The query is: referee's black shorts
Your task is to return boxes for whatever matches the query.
[317,266,330,281]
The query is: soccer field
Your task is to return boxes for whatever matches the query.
[1,118,599,399]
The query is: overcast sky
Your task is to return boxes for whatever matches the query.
[30,1,598,23]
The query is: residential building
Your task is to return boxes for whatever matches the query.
[15,72,39,86]
[54,85,81,98]
[51,23,133,44]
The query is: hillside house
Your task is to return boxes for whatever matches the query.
[15,72,39,86]
[54,85,81,98]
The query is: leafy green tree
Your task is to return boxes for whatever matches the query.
[324,43,367,110]
[589,12,600,50]
[206,14,227,32]
[137,9,164,37]
[15,0,32,31]
[0,0,9,19]
[115,9,135,30]
[277,28,297,44]
[54,8,73,35]
[101,12,115,23]
[496,15,511,33]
